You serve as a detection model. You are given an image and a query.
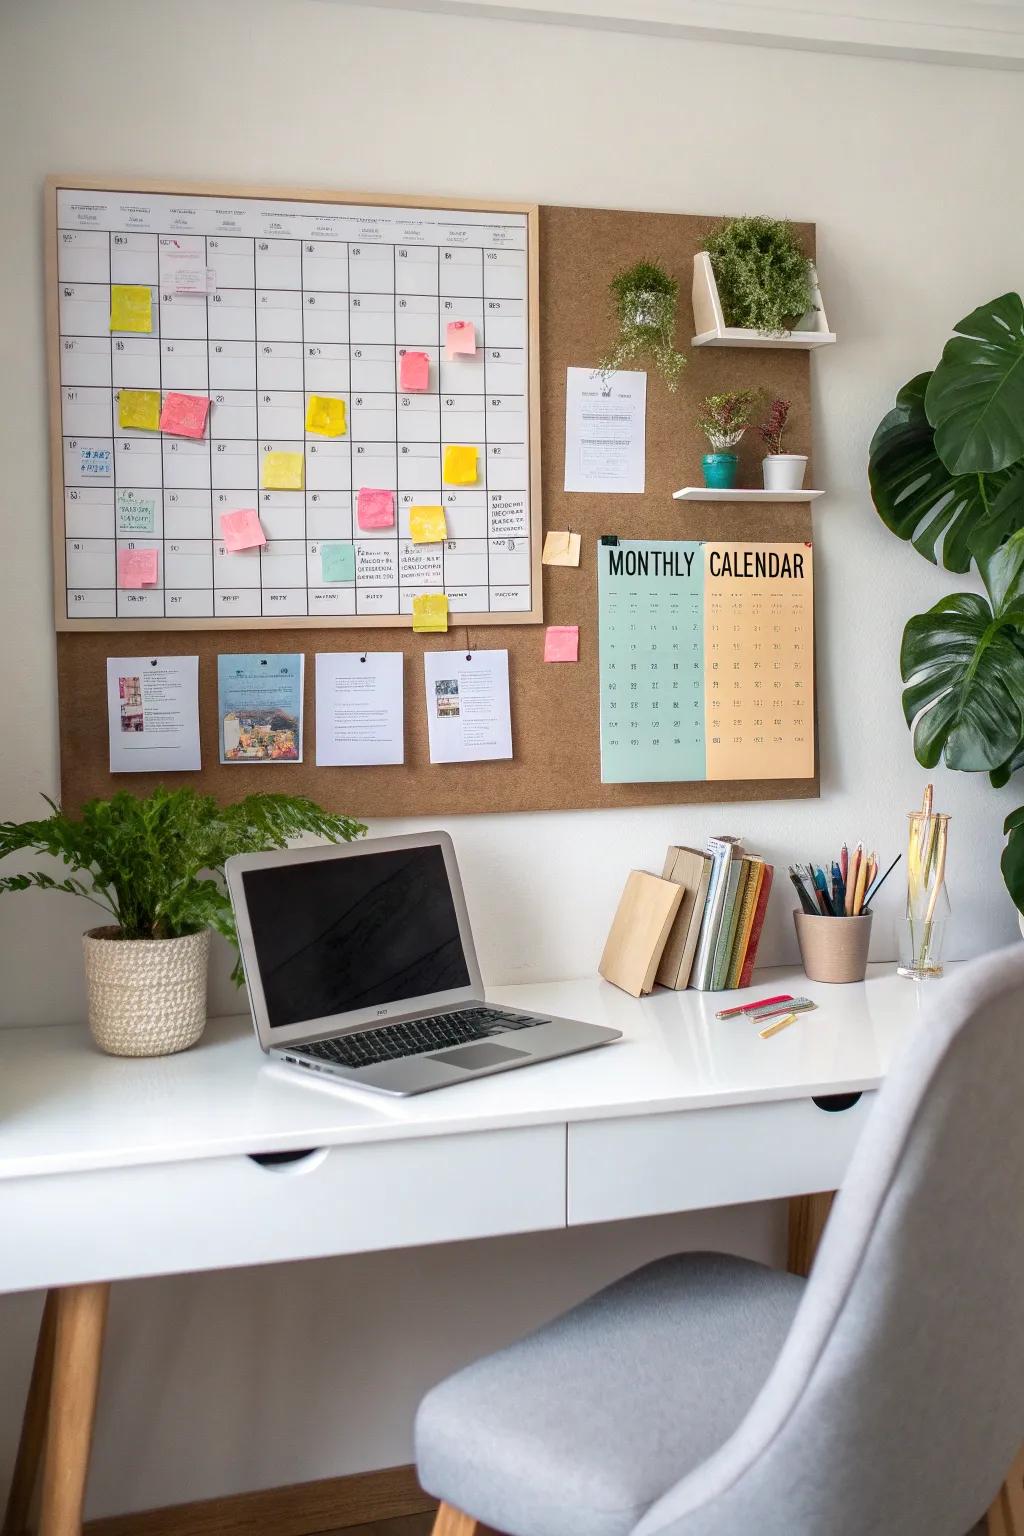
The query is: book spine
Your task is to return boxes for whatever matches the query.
[690,843,731,988]
[711,862,745,991]
[738,864,775,989]
[727,861,764,990]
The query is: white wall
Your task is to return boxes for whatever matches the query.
[1,0,1022,1517]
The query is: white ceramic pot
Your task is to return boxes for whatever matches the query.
[763,454,808,492]
[82,926,209,1057]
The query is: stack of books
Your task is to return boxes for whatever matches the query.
[598,837,774,997]
[658,838,773,992]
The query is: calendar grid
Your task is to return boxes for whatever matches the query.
[53,184,539,630]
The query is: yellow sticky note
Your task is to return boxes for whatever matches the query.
[542,531,582,567]
[118,390,161,432]
[413,593,449,633]
[261,450,304,490]
[410,504,447,544]
[305,395,346,437]
[443,444,478,485]
[110,285,152,333]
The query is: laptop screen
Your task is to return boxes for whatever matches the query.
[240,844,472,1028]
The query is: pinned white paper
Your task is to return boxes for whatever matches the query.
[423,649,512,764]
[106,657,201,773]
[315,653,404,766]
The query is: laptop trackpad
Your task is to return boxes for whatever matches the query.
[429,1043,529,1071]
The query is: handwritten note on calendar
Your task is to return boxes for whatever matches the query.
[598,539,814,783]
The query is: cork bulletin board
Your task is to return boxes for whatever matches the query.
[56,199,820,816]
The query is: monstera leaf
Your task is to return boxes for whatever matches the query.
[925,294,1024,474]
[1002,807,1024,914]
[901,591,1024,772]
[868,373,1013,571]
[991,740,1024,789]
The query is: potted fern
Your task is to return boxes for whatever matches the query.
[759,398,807,491]
[599,261,687,390]
[0,789,365,1056]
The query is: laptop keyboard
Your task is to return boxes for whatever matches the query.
[295,1007,548,1070]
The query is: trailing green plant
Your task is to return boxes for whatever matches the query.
[599,260,687,390]
[759,398,791,456]
[696,390,761,451]
[868,292,1024,916]
[0,788,366,980]
[704,217,815,336]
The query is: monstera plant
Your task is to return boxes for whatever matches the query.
[868,292,1024,917]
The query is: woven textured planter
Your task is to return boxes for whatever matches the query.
[82,927,209,1057]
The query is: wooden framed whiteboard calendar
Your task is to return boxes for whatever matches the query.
[46,177,541,631]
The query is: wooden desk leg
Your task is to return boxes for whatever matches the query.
[37,1283,109,1536]
[2,1292,58,1536]
[988,1444,1024,1536]
[431,1502,478,1536]
[787,1192,836,1278]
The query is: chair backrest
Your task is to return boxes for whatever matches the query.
[635,943,1024,1536]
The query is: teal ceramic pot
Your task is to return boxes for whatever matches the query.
[702,452,738,489]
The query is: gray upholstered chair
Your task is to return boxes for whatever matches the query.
[415,943,1024,1536]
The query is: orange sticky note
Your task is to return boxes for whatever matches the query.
[400,351,430,391]
[544,625,579,663]
[410,504,447,544]
[357,488,395,530]
[262,450,304,490]
[305,395,346,437]
[160,392,210,440]
[445,320,476,360]
[110,285,152,333]
[412,593,448,633]
[117,547,158,588]
[443,445,478,485]
[118,390,161,431]
[220,508,267,552]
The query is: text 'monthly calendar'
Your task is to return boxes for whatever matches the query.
[50,182,539,629]
[598,539,814,782]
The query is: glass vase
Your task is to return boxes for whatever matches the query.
[896,811,951,979]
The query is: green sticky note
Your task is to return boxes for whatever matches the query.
[321,542,355,583]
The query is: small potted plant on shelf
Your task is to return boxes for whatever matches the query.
[704,216,815,336]
[759,397,807,491]
[599,260,687,391]
[0,788,366,1057]
[695,390,760,489]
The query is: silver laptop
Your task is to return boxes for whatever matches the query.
[225,832,620,1095]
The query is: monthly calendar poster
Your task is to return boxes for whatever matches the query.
[598,540,814,783]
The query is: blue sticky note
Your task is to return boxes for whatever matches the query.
[321,542,355,583]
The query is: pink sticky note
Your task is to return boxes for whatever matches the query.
[544,625,579,663]
[399,351,430,391]
[220,508,267,551]
[117,547,159,589]
[357,487,395,530]
[159,391,210,439]
[445,320,476,360]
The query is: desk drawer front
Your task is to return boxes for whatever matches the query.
[1,1124,566,1292]
[568,1093,875,1226]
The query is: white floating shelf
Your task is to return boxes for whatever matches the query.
[673,488,825,502]
[691,252,836,349]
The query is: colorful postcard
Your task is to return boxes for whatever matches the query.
[217,654,304,764]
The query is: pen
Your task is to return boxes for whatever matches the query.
[716,992,793,1020]
[863,852,901,908]
[831,860,846,913]
[840,842,849,885]
[789,868,818,915]
[812,865,836,916]
[844,843,862,915]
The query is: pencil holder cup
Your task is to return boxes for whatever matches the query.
[794,911,873,984]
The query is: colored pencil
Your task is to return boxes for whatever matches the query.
[863,853,901,908]
[844,843,862,916]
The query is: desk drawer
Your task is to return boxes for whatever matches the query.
[0,1124,566,1293]
[568,1093,875,1226]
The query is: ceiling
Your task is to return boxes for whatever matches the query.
[328,0,1024,68]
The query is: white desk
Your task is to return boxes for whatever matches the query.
[0,964,937,1535]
